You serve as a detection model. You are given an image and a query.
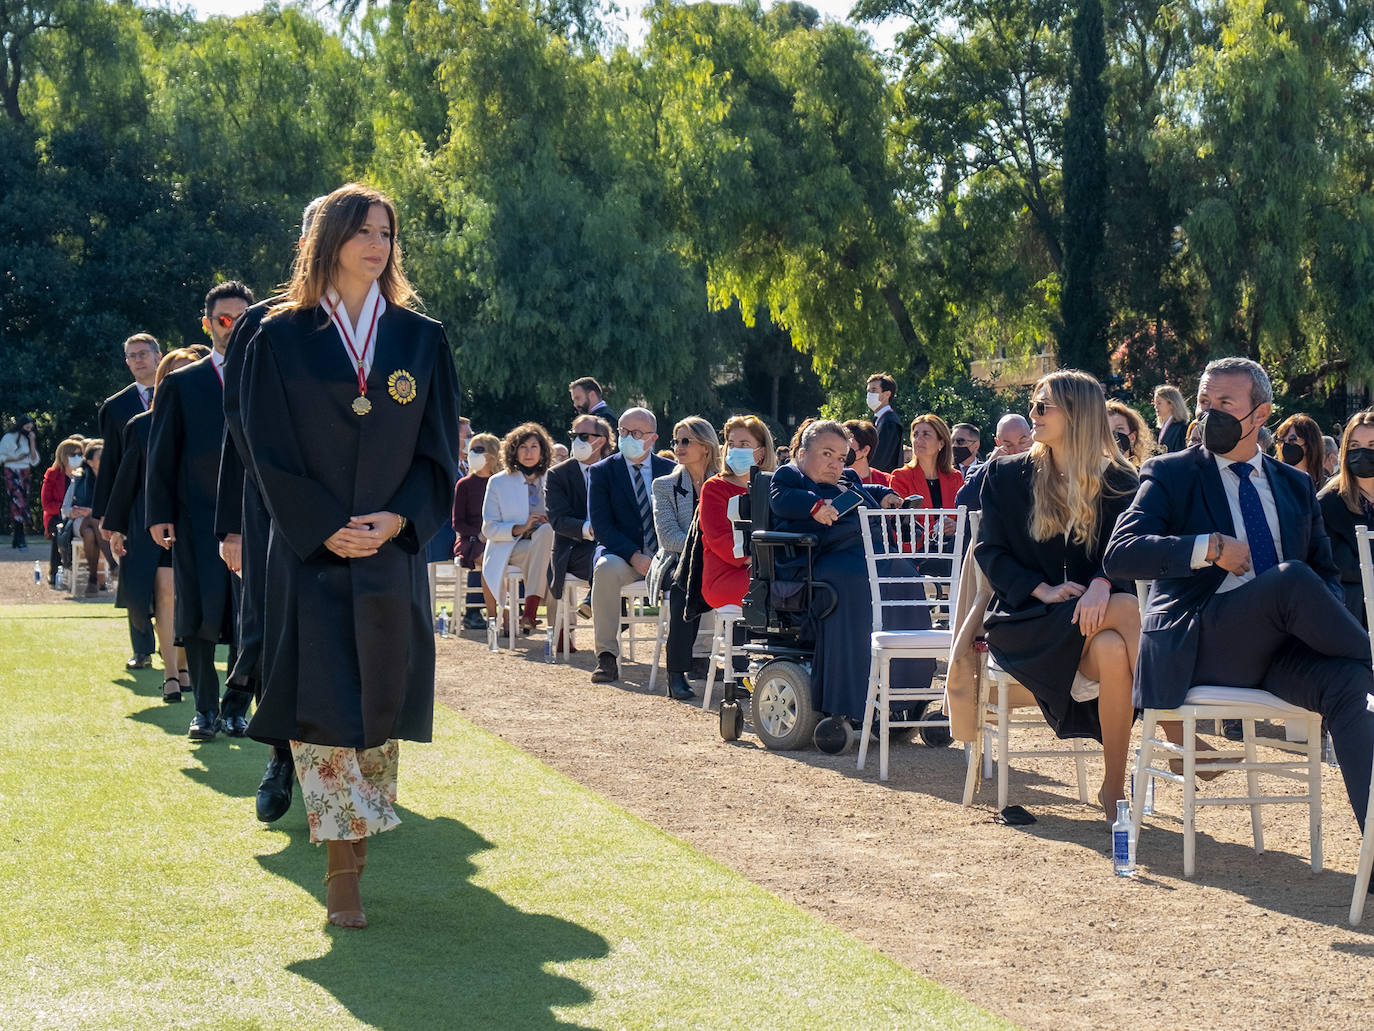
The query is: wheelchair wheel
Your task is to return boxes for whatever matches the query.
[750,660,818,750]
[919,709,954,748]
[812,715,853,755]
[719,699,744,741]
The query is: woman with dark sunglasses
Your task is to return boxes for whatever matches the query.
[1317,409,1374,625]
[453,432,501,618]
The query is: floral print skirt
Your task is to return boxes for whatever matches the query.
[289,738,402,843]
[4,467,29,526]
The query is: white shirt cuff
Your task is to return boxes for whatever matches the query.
[1190,534,1211,569]
[583,521,594,541]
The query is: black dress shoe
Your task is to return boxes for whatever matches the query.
[222,715,249,737]
[590,653,619,684]
[1221,718,1244,741]
[188,712,219,741]
[461,610,486,631]
[256,754,295,823]
[667,672,696,700]
[126,654,151,670]
[688,658,710,681]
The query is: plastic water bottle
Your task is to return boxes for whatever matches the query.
[55,566,65,590]
[33,561,41,584]
[436,608,449,638]
[544,627,556,664]
[1112,800,1136,877]
[486,617,499,652]
[1325,731,1340,769]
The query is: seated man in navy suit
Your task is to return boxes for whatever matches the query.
[546,413,614,650]
[587,407,675,684]
[1104,357,1374,831]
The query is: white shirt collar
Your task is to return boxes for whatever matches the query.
[324,282,386,375]
[874,404,893,420]
[210,349,227,373]
[1214,450,1265,475]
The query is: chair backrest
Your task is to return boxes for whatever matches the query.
[1355,525,1374,673]
[858,506,966,630]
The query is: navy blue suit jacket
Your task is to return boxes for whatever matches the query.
[588,452,674,564]
[1102,445,1341,708]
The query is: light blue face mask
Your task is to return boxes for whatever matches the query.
[725,447,755,475]
[619,436,647,461]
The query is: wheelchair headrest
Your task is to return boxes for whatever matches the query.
[748,469,773,533]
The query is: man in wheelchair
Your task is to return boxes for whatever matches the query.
[729,420,937,752]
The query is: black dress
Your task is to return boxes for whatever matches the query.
[102,412,164,630]
[239,303,461,749]
[974,454,1139,740]
[1317,486,1369,626]
[769,465,935,723]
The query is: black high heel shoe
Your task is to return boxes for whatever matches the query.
[666,672,696,701]
[162,678,183,704]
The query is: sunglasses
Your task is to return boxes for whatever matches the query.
[1030,399,1060,416]
[211,314,239,329]
[570,431,604,442]
[673,437,698,447]
[469,446,485,454]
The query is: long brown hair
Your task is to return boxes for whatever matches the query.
[1105,399,1158,468]
[501,422,554,478]
[153,348,202,397]
[50,438,84,474]
[1275,413,1326,484]
[907,413,956,475]
[1327,409,1374,514]
[1029,370,1137,548]
[272,183,419,316]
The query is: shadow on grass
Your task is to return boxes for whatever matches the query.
[260,808,610,1030]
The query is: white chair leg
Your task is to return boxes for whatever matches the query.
[506,575,519,651]
[1183,714,1198,877]
[878,657,891,782]
[857,650,878,774]
[1307,715,1322,872]
[1131,716,1155,840]
[1352,752,1374,924]
[1243,719,1264,855]
[1073,739,1090,805]
[648,606,667,693]
[982,721,994,779]
[428,563,438,617]
[703,615,723,711]
[962,741,979,806]
[996,691,1010,812]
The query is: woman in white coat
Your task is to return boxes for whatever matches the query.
[481,422,557,634]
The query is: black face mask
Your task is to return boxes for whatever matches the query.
[517,459,541,474]
[1347,448,1374,479]
[952,445,973,465]
[844,448,857,466]
[1200,403,1262,455]
[1280,441,1305,466]
[1114,431,1133,455]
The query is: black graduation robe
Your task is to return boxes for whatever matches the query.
[93,382,149,519]
[239,303,461,749]
[144,356,235,644]
[101,410,159,619]
[215,298,275,688]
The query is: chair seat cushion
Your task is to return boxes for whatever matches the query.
[1178,685,1317,716]
[986,653,1100,701]
[871,629,952,653]
[715,604,743,619]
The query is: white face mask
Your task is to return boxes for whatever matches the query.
[467,452,486,474]
[725,447,756,475]
[571,438,595,463]
[67,455,83,469]
[866,391,882,412]
[619,436,647,461]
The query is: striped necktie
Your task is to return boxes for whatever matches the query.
[630,461,656,554]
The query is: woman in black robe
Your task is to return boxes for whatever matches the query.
[105,349,201,702]
[768,421,935,739]
[975,370,1141,818]
[238,183,460,929]
[1317,409,1374,626]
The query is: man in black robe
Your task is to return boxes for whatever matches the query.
[147,281,253,741]
[94,332,161,670]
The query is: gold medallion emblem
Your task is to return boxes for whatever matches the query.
[352,395,372,416]
[387,369,417,405]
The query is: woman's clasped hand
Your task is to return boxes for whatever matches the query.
[324,512,406,558]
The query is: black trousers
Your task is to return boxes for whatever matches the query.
[46,514,61,581]
[184,637,247,718]
[666,583,701,674]
[1193,562,1374,830]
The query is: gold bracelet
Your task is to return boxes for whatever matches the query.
[392,515,408,540]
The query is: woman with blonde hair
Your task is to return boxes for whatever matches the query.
[239,182,462,929]
[1275,412,1326,485]
[1106,399,1158,468]
[481,422,558,635]
[975,370,1142,816]
[40,438,84,585]
[699,414,777,613]
[1317,409,1374,624]
[452,431,501,619]
[1152,384,1189,452]
[650,416,720,699]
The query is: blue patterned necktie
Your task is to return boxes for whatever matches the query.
[630,461,656,554]
[1230,462,1278,577]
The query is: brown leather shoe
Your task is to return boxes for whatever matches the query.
[590,652,619,684]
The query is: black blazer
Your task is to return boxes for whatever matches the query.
[872,408,903,474]
[546,457,596,598]
[1159,420,1186,454]
[1317,486,1368,625]
[93,382,148,518]
[215,297,274,539]
[974,454,1137,613]
[588,400,619,427]
[588,452,674,564]
[1103,446,1342,709]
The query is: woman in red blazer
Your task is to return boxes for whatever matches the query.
[40,439,83,585]
[699,415,777,610]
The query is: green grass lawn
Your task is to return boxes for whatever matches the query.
[0,603,1012,1031]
